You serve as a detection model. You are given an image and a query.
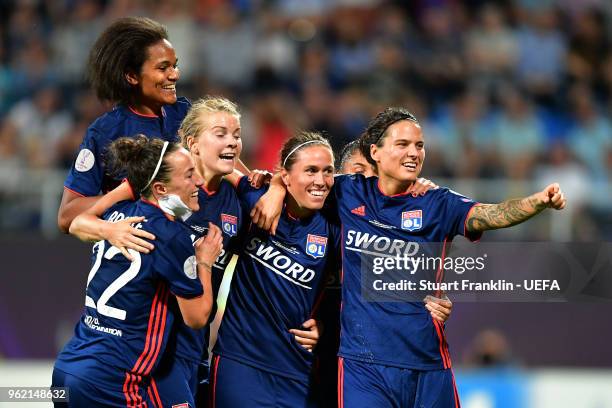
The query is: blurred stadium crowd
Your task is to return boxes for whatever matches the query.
[0,0,610,237]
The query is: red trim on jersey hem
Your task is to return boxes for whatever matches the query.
[285,203,315,221]
[211,355,220,408]
[286,207,299,221]
[132,284,164,373]
[64,186,87,197]
[451,368,461,408]
[128,106,159,118]
[147,387,157,408]
[463,203,483,242]
[433,319,450,369]
[376,179,414,198]
[201,184,218,196]
[147,387,156,408]
[338,357,344,408]
[432,237,452,369]
[125,282,170,408]
[228,175,245,190]
[142,287,169,374]
[309,288,327,319]
[150,378,163,408]
[123,372,132,407]
[434,237,449,297]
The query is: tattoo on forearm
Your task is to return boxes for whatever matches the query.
[467,196,545,232]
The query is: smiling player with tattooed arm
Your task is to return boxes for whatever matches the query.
[253,107,566,408]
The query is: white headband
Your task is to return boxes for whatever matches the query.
[282,140,320,168]
[142,141,169,191]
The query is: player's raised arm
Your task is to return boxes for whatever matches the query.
[466,183,566,233]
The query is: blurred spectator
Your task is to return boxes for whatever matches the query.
[0,120,24,193]
[0,0,609,237]
[566,8,611,97]
[463,329,517,368]
[299,43,332,90]
[406,5,467,103]
[514,6,566,106]
[5,1,47,58]
[55,89,105,170]
[152,0,198,83]
[10,37,58,101]
[535,142,594,240]
[465,4,518,98]
[253,10,299,84]
[327,7,375,88]
[566,84,612,182]
[196,3,256,90]
[493,85,546,179]
[50,0,103,84]
[250,91,301,170]
[6,86,73,169]
[435,90,499,178]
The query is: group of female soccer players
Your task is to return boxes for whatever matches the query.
[52,17,566,408]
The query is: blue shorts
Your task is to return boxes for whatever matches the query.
[149,355,199,408]
[52,367,150,407]
[210,354,317,408]
[338,357,460,408]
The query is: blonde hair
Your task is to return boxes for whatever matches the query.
[179,96,241,148]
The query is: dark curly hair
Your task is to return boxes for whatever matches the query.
[358,107,419,168]
[107,135,180,196]
[87,17,169,105]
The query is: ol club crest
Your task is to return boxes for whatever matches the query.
[401,210,423,231]
[306,234,327,259]
[221,214,238,236]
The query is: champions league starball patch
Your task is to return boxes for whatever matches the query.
[183,255,197,279]
[75,148,95,172]
[401,210,423,231]
[306,234,327,259]
[221,214,238,236]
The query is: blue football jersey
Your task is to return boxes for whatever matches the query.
[54,199,203,395]
[64,97,191,196]
[213,178,341,382]
[334,174,481,370]
[169,178,244,364]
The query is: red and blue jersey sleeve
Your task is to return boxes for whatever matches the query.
[437,188,482,241]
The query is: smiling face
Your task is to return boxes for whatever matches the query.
[371,120,425,185]
[155,148,203,212]
[281,145,334,214]
[341,149,376,177]
[127,39,179,114]
[186,111,242,179]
